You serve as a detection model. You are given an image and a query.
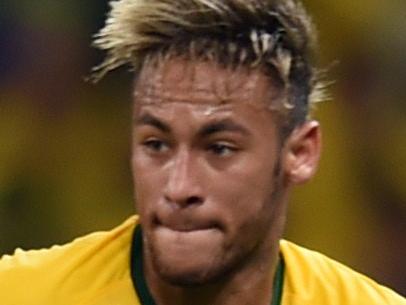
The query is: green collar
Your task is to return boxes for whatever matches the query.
[130,226,285,305]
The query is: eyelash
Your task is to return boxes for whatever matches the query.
[142,139,169,153]
[207,142,238,156]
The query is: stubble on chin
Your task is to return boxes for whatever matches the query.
[145,235,256,287]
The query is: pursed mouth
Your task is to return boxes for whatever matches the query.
[153,215,221,233]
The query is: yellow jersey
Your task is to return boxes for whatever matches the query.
[0,216,404,305]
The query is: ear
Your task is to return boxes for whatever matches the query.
[282,120,321,185]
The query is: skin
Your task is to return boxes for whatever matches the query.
[131,58,321,305]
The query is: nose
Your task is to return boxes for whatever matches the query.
[164,148,204,208]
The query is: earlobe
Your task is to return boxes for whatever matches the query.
[283,120,321,185]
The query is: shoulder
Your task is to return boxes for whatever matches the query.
[0,216,139,305]
[280,240,406,305]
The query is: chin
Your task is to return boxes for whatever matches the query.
[144,225,256,287]
[151,256,229,287]
[144,226,228,285]
[148,243,248,287]
[157,268,214,287]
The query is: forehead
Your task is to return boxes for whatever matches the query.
[134,58,281,108]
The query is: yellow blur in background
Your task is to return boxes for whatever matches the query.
[0,0,405,295]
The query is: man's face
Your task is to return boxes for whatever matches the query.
[131,58,289,286]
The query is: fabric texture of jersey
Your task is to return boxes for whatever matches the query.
[0,216,405,305]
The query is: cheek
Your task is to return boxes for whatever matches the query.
[131,152,163,215]
[211,154,278,228]
[209,171,278,258]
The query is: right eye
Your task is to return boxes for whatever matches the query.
[142,139,169,153]
[207,142,237,157]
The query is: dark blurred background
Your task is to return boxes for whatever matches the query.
[1,0,405,295]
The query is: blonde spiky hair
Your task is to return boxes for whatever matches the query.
[92,0,326,134]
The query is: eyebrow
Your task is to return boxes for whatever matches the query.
[135,114,250,137]
[197,119,250,138]
[135,113,171,133]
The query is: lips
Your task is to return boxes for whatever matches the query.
[153,214,220,233]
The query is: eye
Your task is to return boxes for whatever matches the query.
[142,138,169,153]
[207,142,237,157]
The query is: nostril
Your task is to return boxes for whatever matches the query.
[164,194,204,207]
[186,196,203,205]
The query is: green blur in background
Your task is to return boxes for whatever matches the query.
[0,0,405,295]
